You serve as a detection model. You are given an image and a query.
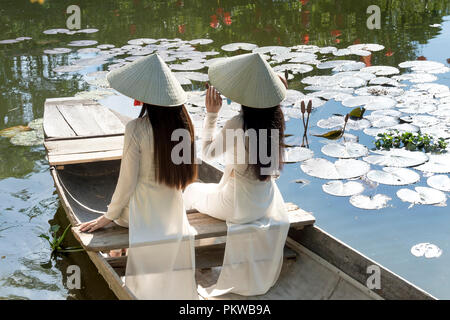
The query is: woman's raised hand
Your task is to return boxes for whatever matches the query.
[205,85,222,113]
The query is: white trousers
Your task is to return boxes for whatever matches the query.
[183,175,289,297]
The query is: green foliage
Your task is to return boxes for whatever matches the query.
[39,224,84,254]
[374,130,448,153]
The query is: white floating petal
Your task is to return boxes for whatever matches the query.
[411,243,442,258]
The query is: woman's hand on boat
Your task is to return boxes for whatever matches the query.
[205,86,222,113]
[79,215,112,232]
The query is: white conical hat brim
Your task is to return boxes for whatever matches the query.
[107,54,187,107]
[208,53,286,108]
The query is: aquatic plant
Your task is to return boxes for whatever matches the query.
[374,130,448,153]
[39,224,84,254]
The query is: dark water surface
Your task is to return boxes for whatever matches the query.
[0,0,449,299]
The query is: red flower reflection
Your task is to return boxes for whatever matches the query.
[224,12,232,25]
[385,49,394,57]
[303,34,309,44]
[417,56,427,61]
[178,24,185,34]
[330,29,342,37]
[300,0,309,5]
[210,15,219,28]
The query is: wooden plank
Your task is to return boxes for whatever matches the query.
[48,149,123,166]
[85,103,125,135]
[57,104,106,136]
[45,97,97,106]
[71,204,315,252]
[107,244,297,270]
[43,104,76,138]
[45,135,124,156]
[289,226,436,300]
[86,251,136,300]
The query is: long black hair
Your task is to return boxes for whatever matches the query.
[241,105,285,181]
[139,103,197,189]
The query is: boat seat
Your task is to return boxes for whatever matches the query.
[107,243,298,276]
[71,203,315,252]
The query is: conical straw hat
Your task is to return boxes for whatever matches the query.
[107,53,187,107]
[208,53,286,108]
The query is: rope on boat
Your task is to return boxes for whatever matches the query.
[56,171,107,215]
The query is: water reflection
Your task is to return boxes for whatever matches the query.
[0,0,449,299]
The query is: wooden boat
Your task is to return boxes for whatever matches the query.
[43,97,436,300]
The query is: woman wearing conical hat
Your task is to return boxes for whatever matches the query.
[183,52,290,297]
[79,54,198,300]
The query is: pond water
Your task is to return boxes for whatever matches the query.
[0,0,449,299]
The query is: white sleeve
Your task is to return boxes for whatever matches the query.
[201,112,242,162]
[105,120,140,221]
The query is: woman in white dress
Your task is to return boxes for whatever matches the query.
[79,54,198,300]
[183,52,290,297]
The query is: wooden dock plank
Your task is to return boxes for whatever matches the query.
[45,135,124,156]
[48,149,123,166]
[43,104,77,138]
[72,205,315,252]
[57,104,106,136]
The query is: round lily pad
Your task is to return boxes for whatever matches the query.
[415,154,450,173]
[397,187,446,205]
[321,142,368,159]
[363,149,429,168]
[300,158,370,180]
[367,167,420,186]
[284,147,314,163]
[349,194,391,210]
[322,180,364,197]
[221,43,258,52]
[427,175,450,192]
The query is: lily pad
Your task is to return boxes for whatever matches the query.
[68,40,98,47]
[361,66,400,76]
[43,48,71,54]
[363,149,429,168]
[284,147,314,163]
[366,167,420,186]
[399,61,450,74]
[342,96,396,110]
[349,194,391,210]
[427,175,450,192]
[397,187,446,205]
[415,154,450,173]
[322,180,364,197]
[321,142,368,159]
[300,158,370,180]
[0,125,31,138]
[221,43,257,52]
[10,130,44,146]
